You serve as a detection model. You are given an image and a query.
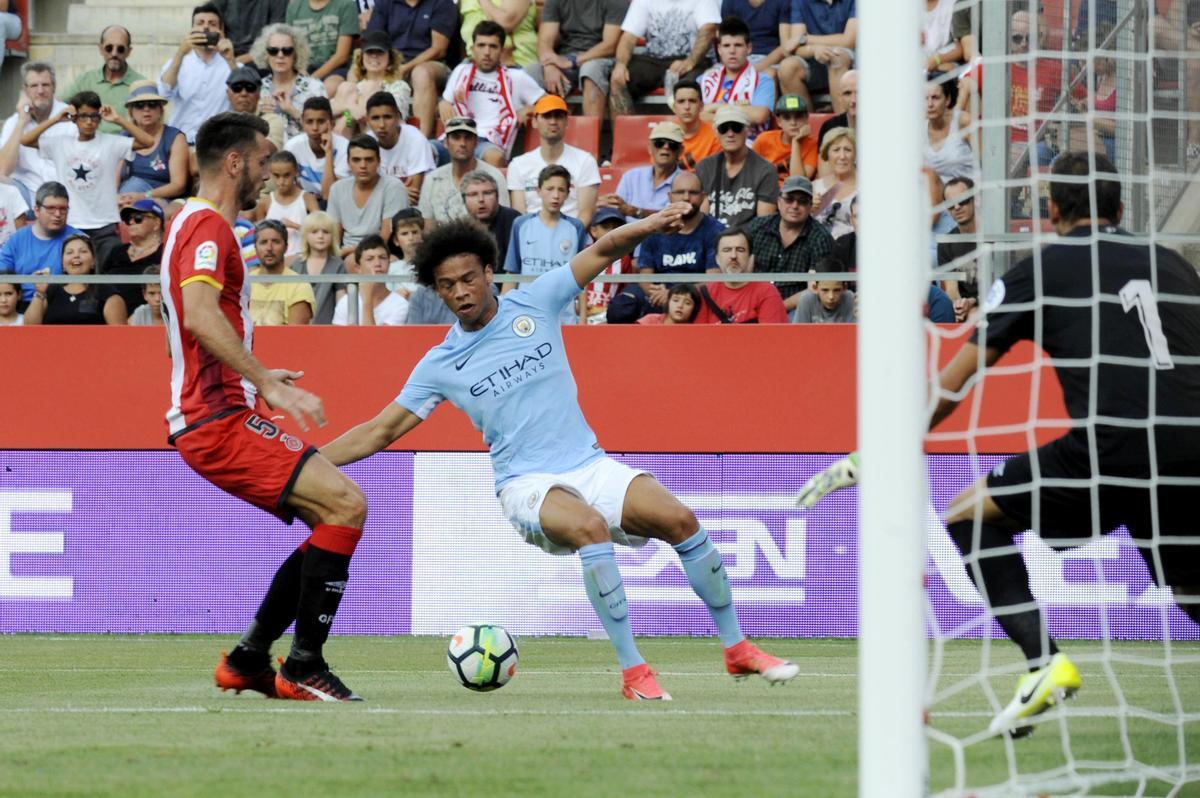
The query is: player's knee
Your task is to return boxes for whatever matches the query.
[326,478,368,527]
[576,513,611,546]
[664,504,700,544]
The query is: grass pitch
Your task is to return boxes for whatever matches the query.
[1,636,1197,797]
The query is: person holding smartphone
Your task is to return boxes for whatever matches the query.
[156,2,236,144]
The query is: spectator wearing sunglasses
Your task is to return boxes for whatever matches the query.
[61,26,146,134]
[104,198,165,315]
[117,81,189,205]
[936,177,980,322]
[21,91,154,269]
[225,66,285,150]
[252,23,328,141]
[598,122,683,223]
[158,3,235,144]
[695,104,778,228]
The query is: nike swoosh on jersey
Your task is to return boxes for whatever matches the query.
[454,353,474,371]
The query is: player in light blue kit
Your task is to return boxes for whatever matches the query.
[320,205,799,700]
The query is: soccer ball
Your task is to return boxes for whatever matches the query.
[447,623,519,691]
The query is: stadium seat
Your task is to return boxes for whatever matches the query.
[598,166,627,197]
[524,115,601,154]
[410,116,444,138]
[809,113,835,139]
[611,116,673,166]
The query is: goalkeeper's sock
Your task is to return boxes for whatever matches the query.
[947,520,1059,667]
[580,542,644,670]
[674,529,743,647]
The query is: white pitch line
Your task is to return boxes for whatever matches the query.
[0,706,858,718]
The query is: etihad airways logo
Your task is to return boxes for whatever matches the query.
[469,341,554,397]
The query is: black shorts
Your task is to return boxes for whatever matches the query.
[987,431,1200,588]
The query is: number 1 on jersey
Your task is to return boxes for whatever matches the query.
[1119,279,1175,370]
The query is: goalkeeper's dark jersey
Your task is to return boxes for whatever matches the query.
[970,227,1200,468]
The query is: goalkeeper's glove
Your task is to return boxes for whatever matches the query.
[795,452,859,509]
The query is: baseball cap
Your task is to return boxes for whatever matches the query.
[533,94,570,116]
[120,198,165,222]
[444,116,478,136]
[780,175,814,196]
[225,65,262,87]
[648,121,684,143]
[590,207,626,227]
[361,30,392,53]
[774,94,808,115]
[712,104,750,130]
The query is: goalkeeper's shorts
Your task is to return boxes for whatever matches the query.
[986,430,1200,588]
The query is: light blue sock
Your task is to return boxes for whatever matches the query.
[674,529,744,647]
[579,542,644,670]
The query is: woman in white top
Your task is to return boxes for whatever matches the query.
[812,127,858,241]
[924,73,976,185]
[252,23,328,140]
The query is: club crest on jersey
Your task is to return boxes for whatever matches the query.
[558,238,572,254]
[513,315,535,337]
[983,278,1006,312]
[280,433,304,452]
[195,241,219,272]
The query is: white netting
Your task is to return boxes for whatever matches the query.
[919,1,1200,794]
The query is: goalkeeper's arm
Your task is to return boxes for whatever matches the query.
[795,342,1001,509]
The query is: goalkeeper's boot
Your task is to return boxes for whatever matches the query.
[724,640,800,684]
[214,650,277,697]
[275,657,363,702]
[622,663,672,701]
[989,652,1081,738]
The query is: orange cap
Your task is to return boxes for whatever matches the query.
[533,94,570,115]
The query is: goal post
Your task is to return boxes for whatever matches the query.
[856,1,930,796]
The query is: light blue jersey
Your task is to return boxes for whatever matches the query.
[504,212,589,325]
[396,265,604,488]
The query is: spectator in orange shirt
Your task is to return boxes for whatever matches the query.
[752,94,817,183]
[671,79,721,171]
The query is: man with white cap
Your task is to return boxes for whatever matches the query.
[598,121,683,222]
[695,104,778,227]
[506,94,600,226]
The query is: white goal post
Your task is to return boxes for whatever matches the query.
[856,1,929,796]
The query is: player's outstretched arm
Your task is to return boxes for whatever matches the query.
[795,342,1000,509]
[181,282,326,431]
[321,401,423,467]
[570,201,691,288]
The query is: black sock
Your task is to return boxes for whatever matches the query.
[229,546,307,672]
[287,545,351,675]
[947,520,1059,667]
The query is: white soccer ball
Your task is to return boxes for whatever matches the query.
[447,623,519,691]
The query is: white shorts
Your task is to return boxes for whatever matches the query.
[498,456,651,555]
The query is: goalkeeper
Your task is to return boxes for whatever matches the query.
[797,152,1200,737]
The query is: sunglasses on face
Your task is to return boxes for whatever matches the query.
[266,46,295,56]
[123,213,151,224]
[951,198,973,210]
[717,122,746,135]
[780,193,812,205]
[104,43,128,55]
[1011,34,1029,45]
[652,139,682,151]
[128,102,161,111]
[229,83,259,94]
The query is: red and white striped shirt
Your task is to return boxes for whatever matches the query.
[161,198,256,436]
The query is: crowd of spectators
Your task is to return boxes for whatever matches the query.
[0,0,1194,327]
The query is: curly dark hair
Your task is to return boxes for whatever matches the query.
[413,218,497,287]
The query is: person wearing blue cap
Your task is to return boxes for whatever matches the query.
[104,198,165,314]
[583,206,637,322]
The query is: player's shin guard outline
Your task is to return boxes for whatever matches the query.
[579,541,644,669]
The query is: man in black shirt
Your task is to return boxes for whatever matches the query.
[461,169,520,279]
[797,152,1200,737]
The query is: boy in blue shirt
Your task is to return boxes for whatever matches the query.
[503,164,589,323]
[321,203,799,701]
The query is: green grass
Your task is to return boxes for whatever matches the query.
[0,636,1198,797]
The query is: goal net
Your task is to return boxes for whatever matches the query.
[911,0,1200,795]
